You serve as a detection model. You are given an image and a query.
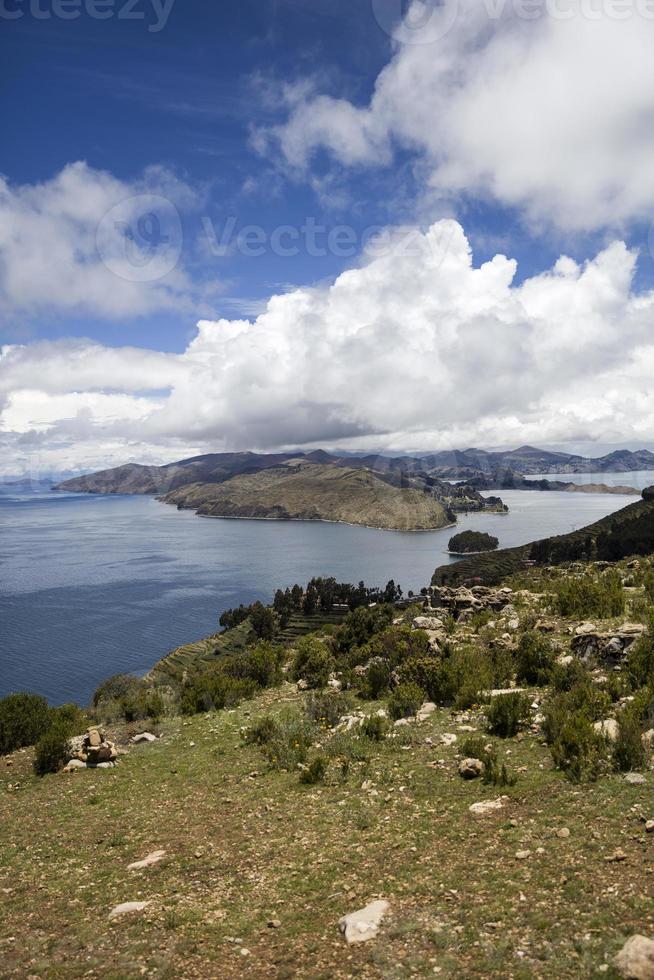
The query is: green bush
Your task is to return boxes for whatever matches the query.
[551,571,625,619]
[93,674,164,723]
[388,682,424,721]
[550,713,607,783]
[625,632,654,690]
[244,714,280,746]
[613,713,647,773]
[551,659,589,693]
[304,691,351,729]
[486,693,531,738]
[259,710,315,771]
[33,721,75,776]
[0,693,50,755]
[290,637,334,689]
[223,641,284,688]
[336,605,395,654]
[180,672,257,715]
[360,626,431,669]
[542,681,612,746]
[360,658,392,699]
[299,755,328,785]
[398,656,451,704]
[447,647,494,709]
[360,714,388,742]
[516,631,555,687]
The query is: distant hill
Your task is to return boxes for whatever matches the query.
[56,445,654,499]
[432,490,654,586]
[161,461,452,531]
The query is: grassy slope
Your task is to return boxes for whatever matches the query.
[162,463,450,531]
[433,497,654,587]
[1,684,652,979]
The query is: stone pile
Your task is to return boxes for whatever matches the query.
[64,727,118,771]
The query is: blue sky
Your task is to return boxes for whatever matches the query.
[2,0,654,471]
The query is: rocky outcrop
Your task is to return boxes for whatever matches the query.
[339,900,389,944]
[614,935,654,979]
[426,585,514,619]
[571,623,646,665]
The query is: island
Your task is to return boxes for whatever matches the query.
[448,530,499,554]
[56,451,507,532]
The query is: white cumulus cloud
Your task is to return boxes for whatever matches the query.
[2,220,654,475]
[266,0,654,232]
[0,162,200,319]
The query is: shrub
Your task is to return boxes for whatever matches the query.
[550,714,607,783]
[0,693,50,755]
[361,626,431,669]
[180,672,257,715]
[360,714,388,742]
[305,691,351,729]
[613,713,647,772]
[551,571,625,619]
[516,631,555,686]
[223,641,284,688]
[299,755,328,785]
[625,632,654,691]
[486,693,531,738]
[398,656,451,704]
[244,714,279,746]
[93,674,164,723]
[92,674,140,708]
[482,750,517,788]
[551,659,589,693]
[33,721,75,776]
[336,605,395,654]
[360,658,392,700]
[388,682,424,721]
[290,637,334,689]
[257,709,315,771]
[542,680,612,747]
[460,735,489,759]
[447,647,494,709]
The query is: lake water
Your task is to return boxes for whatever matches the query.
[0,482,645,706]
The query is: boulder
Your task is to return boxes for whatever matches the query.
[416,702,436,723]
[412,616,445,631]
[594,719,619,743]
[614,935,654,979]
[339,900,389,945]
[459,758,484,780]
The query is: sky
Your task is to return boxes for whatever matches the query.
[2,0,654,476]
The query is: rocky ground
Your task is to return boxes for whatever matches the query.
[1,562,654,979]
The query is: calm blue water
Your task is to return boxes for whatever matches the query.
[0,483,643,705]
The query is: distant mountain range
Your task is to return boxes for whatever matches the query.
[56,444,654,498]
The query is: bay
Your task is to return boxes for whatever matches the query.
[0,483,643,705]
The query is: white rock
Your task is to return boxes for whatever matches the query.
[127,850,166,870]
[624,773,647,786]
[440,733,458,746]
[339,900,389,945]
[412,616,444,631]
[594,719,619,743]
[642,730,654,750]
[394,718,410,727]
[129,732,157,744]
[575,622,597,635]
[416,702,437,723]
[614,934,654,979]
[109,901,150,921]
[469,798,506,816]
[63,759,87,771]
